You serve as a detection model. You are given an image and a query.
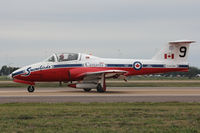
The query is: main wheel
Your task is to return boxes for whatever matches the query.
[97,84,105,93]
[27,86,35,93]
[83,88,92,92]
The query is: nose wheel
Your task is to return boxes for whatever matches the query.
[27,86,35,93]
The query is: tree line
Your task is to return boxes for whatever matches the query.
[160,67,200,78]
[0,65,19,76]
[0,65,200,78]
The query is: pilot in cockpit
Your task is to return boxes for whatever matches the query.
[59,54,64,62]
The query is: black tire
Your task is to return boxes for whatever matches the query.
[83,88,92,92]
[27,86,35,93]
[97,84,105,93]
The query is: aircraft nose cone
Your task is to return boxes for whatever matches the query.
[8,73,13,80]
[9,70,18,80]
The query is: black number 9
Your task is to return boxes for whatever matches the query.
[179,46,187,57]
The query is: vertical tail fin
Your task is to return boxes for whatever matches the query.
[152,40,195,64]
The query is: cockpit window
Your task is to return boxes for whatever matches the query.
[47,56,55,62]
[57,53,78,62]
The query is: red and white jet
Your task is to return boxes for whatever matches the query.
[11,40,195,93]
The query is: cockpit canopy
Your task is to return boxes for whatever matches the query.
[45,53,79,62]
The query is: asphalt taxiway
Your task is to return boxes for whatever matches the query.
[0,87,200,103]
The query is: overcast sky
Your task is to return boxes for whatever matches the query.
[0,0,199,67]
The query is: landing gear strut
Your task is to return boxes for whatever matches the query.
[97,73,106,93]
[97,83,105,92]
[27,86,35,93]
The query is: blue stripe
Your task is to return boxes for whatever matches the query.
[106,64,131,67]
[106,64,166,68]
[151,65,165,68]
[143,64,148,67]
[106,64,124,67]
[128,64,133,67]
[12,71,24,77]
[54,64,83,68]
[143,64,165,68]
[178,65,189,68]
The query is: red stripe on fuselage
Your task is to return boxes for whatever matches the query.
[13,67,188,82]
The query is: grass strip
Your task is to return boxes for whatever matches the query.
[0,102,199,133]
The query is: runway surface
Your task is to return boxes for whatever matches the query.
[0,87,200,103]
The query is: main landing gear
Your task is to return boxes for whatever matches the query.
[83,83,105,93]
[82,74,106,93]
[83,88,92,92]
[97,83,105,93]
[27,86,35,93]
[97,73,106,93]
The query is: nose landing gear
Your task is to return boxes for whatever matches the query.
[27,86,35,93]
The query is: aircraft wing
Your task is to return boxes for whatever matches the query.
[81,70,128,81]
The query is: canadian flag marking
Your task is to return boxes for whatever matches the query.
[164,53,174,59]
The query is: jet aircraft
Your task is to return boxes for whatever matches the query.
[11,40,195,93]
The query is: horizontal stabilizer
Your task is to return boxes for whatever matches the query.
[169,40,195,45]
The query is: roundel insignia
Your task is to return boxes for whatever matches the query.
[133,61,142,70]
